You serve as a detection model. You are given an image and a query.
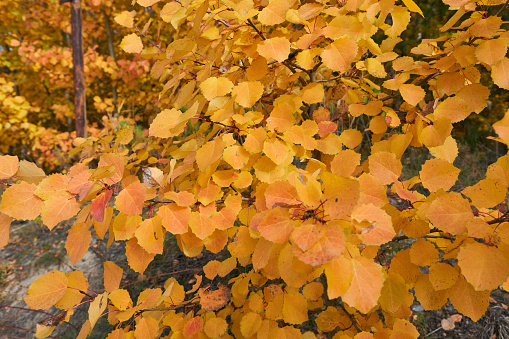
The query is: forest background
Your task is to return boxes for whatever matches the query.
[1,0,509,338]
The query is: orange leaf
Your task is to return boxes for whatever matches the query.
[134,316,159,339]
[351,203,395,245]
[428,262,459,291]
[414,274,448,310]
[399,84,425,106]
[462,179,507,209]
[103,261,123,293]
[433,97,470,123]
[258,207,295,243]
[448,275,490,321]
[66,222,92,265]
[158,204,190,234]
[320,37,358,73]
[342,257,384,314]
[265,181,298,209]
[15,160,46,184]
[240,312,263,337]
[115,181,146,215]
[301,83,324,104]
[369,151,402,185]
[41,195,81,230]
[427,192,472,235]
[0,155,18,179]
[184,316,203,337]
[379,272,407,313]
[0,182,43,220]
[125,238,155,274]
[457,241,509,291]
[257,37,291,62]
[420,158,460,192]
[24,269,68,310]
[283,293,308,324]
[0,212,12,248]
[189,211,216,240]
[98,154,124,184]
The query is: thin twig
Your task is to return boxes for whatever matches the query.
[133,25,164,53]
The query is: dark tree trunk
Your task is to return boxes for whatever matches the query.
[70,0,86,137]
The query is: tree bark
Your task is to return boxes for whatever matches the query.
[70,0,86,137]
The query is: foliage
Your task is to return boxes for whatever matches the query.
[1,0,509,338]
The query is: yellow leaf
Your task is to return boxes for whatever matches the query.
[204,317,228,338]
[401,0,424,16]
[196,137,225,171]
[89,292,108,329]
[109,289,132,311]
[25,269,68,310]
[428,263,459,291]
[283,293,308,324]
[492,57,509,90]
[148,108,181,138]
[137,0,160,6]
[324,256,353,299]
[119,33,143,54]
[257,37,291,62]
[199,77,234,101]
[475,38,507,66]
[135,216,165,254]
[232,81,264,107]
[258,0,289,25]
[365,58,387,78]
[462,178,507,209]
[458,241,509,291]
[379,272,407,313]
[114,11,135,28]
[240,312,263,337]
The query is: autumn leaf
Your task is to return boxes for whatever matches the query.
[115,180,146,215]
[232,81,264,108]
[25,270,68,310]
[120,33,143,54]
[103,261,123,293]
[41,194,81,230]
[257,37,291,62]
[0,212,12,248]
[342,256,384,314]
[66,222,92,265]
[0,155,18,179]
[0,182,44,220]
[321,37,358,73]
